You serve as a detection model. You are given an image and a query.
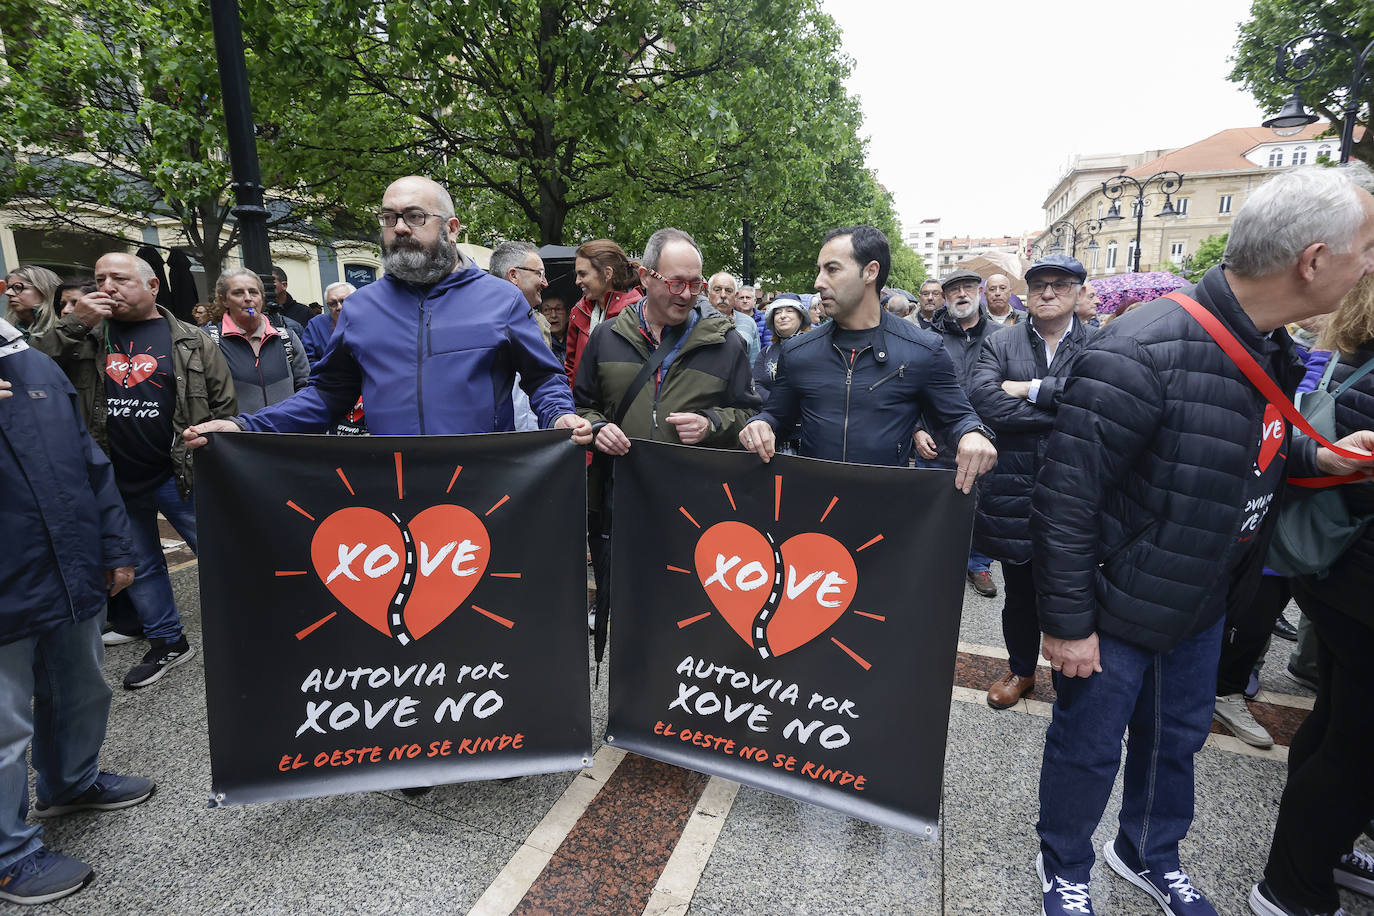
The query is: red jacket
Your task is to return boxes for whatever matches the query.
[564,287,643,386]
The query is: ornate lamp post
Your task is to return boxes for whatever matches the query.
[1261,32,1372,165]
[1099,171,1185,274]
[1033,217,1103,259]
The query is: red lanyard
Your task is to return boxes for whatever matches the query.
[1166,291,1372,487]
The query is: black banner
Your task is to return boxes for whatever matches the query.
[606,441,971,838]
[197,431,591,806]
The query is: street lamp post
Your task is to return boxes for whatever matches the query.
[1261,32,1372,164]
[209,0,276,305]
[1099,171,1185,274]
[1036,217,1103,259]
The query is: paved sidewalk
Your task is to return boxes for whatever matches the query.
[7,562,1370,915]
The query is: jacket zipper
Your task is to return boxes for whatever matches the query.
[869,363,905,391]
[416,292,428,434]
[834,343,871,462]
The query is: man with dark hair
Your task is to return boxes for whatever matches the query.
[269,265,316,328]
[739,225,996,488]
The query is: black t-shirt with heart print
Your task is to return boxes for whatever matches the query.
[104,317,176,496]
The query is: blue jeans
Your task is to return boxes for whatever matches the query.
[1037,618,1223,882]
[122,476,197,642]
[967,547,992,574]
[0,615,111,866]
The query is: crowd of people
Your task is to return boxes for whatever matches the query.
[3,164,1374,915]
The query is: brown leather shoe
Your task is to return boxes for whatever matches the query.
[986,672,1035,709]
[967,569,998,597]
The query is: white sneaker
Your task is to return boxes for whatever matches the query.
[1213,694,1274,749]
[101,629,140,646]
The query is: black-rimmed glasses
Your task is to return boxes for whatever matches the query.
[376,210,446,228]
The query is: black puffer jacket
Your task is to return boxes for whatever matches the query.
[969,317,1093,563]
[1296,342,1374,625]
[1031,267,1319,652]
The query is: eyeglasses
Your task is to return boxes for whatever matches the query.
[376,210,447,228]
[5,282,28,294]
[644,267,705,296]
[1028,278,1081,296]
[513,266,547,280]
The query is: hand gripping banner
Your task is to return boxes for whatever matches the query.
[196,430,591,806]
[606,441,972,839]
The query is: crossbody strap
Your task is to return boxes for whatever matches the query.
[1164,291,1373,487]
[613,325,678,428]
[1333,353,1374,398]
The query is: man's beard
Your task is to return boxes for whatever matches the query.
[949,297,979,320]
[383,234,458,285]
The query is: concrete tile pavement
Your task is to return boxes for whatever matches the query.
[4,563,1371,915]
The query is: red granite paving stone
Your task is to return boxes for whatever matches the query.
[513,752,709,916]
[1211,700,1308,747]
[956,651,1308,747]
[953,651,1058,706]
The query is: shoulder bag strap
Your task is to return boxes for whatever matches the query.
[612,325,678,428]
[1332,353,1374,398]
[1164,291,1373,487]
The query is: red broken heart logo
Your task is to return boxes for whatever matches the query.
[105,353,158,387]
[309,504,490,642]
[694,520,857,658]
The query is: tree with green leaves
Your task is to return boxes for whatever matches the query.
[0,0,405,285]
[1184,233,1227,281]
[321,0,901,267]
[1230,0,1372,165]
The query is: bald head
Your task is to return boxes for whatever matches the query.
[985,273,1012,315]
[93,252,159,321]
[383,176,455,219]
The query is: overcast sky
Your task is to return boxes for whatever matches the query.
[820,0,1270,239]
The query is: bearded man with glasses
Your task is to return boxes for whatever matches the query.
[184,175,591,446]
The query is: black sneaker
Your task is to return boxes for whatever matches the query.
[1248,880,1346,915]
[0,847,93,905]
[122,636,195,689]
[1334,848,1374,898]
[32,771,154,818]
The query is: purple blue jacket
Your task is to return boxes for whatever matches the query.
[238,266,574,435]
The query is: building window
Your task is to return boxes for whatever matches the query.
[1090,247,1099,270]
[1219,194,1233,214]
[1170,241,1185,264]
[1292,147,1308,166]
[1126,240,1137,269]
[1097,202,1103,219]
[1318,144,1333,162]
[1106,242,1118,269]
[1173,197,1189,216]
[1268,148,1284,167]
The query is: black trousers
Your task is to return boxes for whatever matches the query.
[1000,560,1040,678]
[1262,583,1374,911]
[1216,574,1290,696]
